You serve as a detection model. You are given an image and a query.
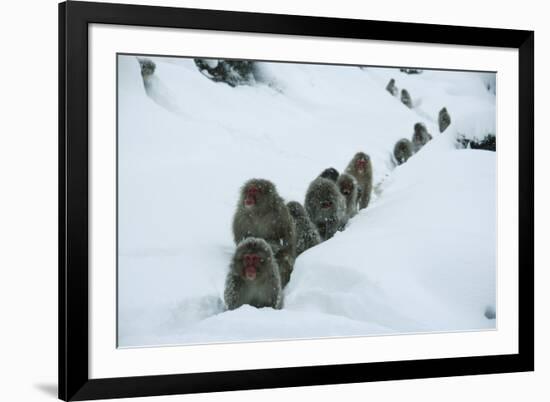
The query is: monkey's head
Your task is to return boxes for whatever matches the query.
[353,152,371,174]
[287,201,306,219]
[137,58,156,77]
[309,178,340,217]
[338,173,356,197]
[389,78,395,84]
[319,167,340,182]
[240,179,277,210]
[233,238,275,282]
[414,122,427,134]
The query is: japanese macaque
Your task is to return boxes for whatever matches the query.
[386,78,398,96]
[137,58,156,77]
[345,152,373,210]
[337,173,359,219]
[232,179,296,287]
[305,177,347,241]
[412,122,433,152]
[393,138,414,165]
[287,201,321,256]
[224,238,283,310]
[319,167,340,182]
[438,107,451,133]
[400,89,413,108]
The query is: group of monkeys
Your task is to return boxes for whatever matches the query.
[224,152,373,311]
[386,78,415,109]
[222,77,453,312]
[387,77,453,165]
[392,108,452,165]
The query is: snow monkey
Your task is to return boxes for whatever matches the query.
[137,58,156,78]
[337,173,359,219]
[305,177,347,241]
[393,138,414,165]
[224,238,283,310]
[232,179,296,287]
[286,201,321,256]
[386,78,398,96]
[319,167,340,183]
[400,89,413,108]
[412,122,433,152]
[345,152,373,210]
[438,107,451,133]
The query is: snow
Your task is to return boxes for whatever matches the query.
[117,55,496,347]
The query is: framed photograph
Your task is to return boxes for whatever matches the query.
[59,1,534,400]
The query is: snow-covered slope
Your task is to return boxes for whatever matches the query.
[117,56,496,347]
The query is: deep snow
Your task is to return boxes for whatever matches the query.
[117,56,496,347]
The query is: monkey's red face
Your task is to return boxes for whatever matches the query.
[242,253,262,280]
[341,183,352,196]
[244,185,260,207]
[356,158,367,172]
[320,200,333,209]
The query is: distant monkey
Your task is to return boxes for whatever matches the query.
[232,179,296,287]
[319,167,340,183]
[386,78,398,96]
[337,173,359,219]
[287,201,322,256]
[400,89,413,108]
[412,122,433,152]
[393,138,414,165]
[438,107,451,133]
[305,177,347,241]
[224,238,282,310]
[345,152,373,210]
[484,305,496,320]
[137,58,156,77]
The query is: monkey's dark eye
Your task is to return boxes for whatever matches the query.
[321,201,332,209]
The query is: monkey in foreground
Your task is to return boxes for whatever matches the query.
[224,238,282,310]
[319,167,340,182]
[287,201,321,256]
[232,178,296,287]
[305,177,347,241]
[412,122,433,152]
[386,78,398,96]
[393,138,414,165]
[137,58,156,78]
[438,107,451,133]
[345,152,373,210]
[337,173,359,219]
[400,89,413,108]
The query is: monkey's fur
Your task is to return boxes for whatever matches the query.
[287,201,321,256]
[305,177,347,241]
[393,138,414,165]
[319,167,340,182]
[400,89,413,108]
[412,122,433,152]
[224,238,283,310]
[232,178,296,287]
[386,78,398,96]
[137,58,156,77]
[438,107,451,133]
[345,152,373,210]
[337,173,359,219]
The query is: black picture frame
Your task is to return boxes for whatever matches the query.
[59,1,534,400]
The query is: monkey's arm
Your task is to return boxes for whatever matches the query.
[223,275,245,310]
